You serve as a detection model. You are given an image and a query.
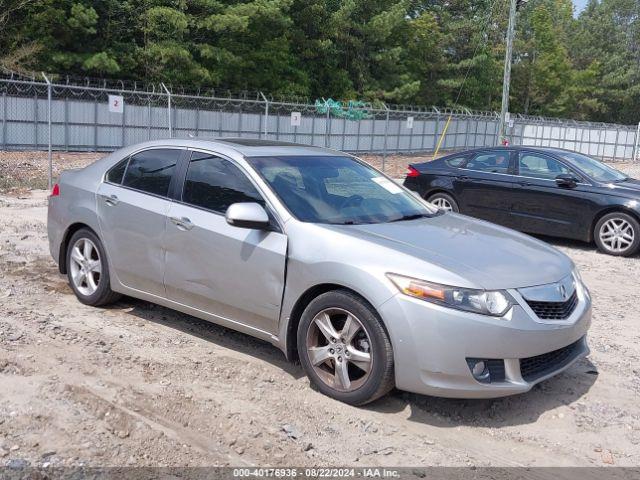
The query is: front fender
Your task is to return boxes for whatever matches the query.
[277,257,397,358]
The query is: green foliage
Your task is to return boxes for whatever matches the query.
[0,0,638,124]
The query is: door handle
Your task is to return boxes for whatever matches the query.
[170,216,194,231]
[102,194,119,206]
[457,175,470,182]
[518,181,532,187]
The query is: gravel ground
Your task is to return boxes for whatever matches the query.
[0,153,639,468]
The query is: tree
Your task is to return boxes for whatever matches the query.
[0,0,637,124]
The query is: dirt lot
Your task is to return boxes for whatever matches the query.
[0,153,640,468]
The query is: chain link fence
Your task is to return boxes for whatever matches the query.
[1,73,639,186]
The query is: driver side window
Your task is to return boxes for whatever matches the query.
[182,152,265,213]
[518,154,571,180]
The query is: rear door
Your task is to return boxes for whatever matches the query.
[509,151,591,238]
[96,147,183,296]
[163,150,287,335]
[454,150,518,226]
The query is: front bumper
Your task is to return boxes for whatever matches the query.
[379,279,591,398]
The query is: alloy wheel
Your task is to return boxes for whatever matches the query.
[599,218,635,253]
[305,308,373,392]
[431,197,453,212]
[69,237,102,296]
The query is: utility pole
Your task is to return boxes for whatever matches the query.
[497,0,519,144]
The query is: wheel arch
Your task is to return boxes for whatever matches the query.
[58,223,98,274]
[283,283,387,362]
[590,206,640,242]
[424,188,456,201]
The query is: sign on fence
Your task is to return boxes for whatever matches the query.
[406,116,414,129]
[108,95,124,114]
[290,111,301,127]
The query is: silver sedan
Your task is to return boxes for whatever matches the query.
[47,139,592,405]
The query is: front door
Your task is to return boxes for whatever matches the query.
[509,151,590,238]
[96,148,182,296]
[163,151,287,335]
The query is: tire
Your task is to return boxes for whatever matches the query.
[297,290,394,405]
[66,228,121,306]
[594,212,640,257]
[427,192,459,213]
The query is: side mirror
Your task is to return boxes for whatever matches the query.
[226,202,270,230]
[555,173,577,188]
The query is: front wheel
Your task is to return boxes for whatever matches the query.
[66,228,121,306]
[297,290,394,405]
[594,212,640,257]
[427,192,459,213]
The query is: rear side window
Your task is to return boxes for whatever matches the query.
[445,156,466,167]
[182,152,264,213]
[106,158,128,184]
[122,149,180,197]
[466,152,511,174]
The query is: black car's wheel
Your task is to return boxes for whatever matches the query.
[594,212,640,257]
[297,290,394,406]
[427,192,459,213]
[66,228,121,306]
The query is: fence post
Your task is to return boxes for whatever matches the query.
[259,92,269,139]
[42,73,53,191]
[1,90,6,150]
[161,83,172,138]
[433,113,440,152]
[121,95,126,147]
[324,98,330,147]
[64,96,69,151]
[633,122,640,162]
[382,104,390,172]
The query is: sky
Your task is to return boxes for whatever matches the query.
[574,0,589,15]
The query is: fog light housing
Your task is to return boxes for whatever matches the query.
[472,361,486,377]
[466,358,496,384]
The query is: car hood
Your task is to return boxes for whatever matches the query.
[604,177,640,198]
[329,213,573,290]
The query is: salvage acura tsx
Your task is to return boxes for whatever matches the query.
[48,139,591,405]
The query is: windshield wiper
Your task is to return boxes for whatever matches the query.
[389,213,429,222]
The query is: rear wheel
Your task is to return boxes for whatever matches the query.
[297,290,394,405]
[427,192,459,213]
[594,212,640,257]
[66,228,121,306]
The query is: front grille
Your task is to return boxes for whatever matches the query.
[520,339,582,382]
[526,291,578,320]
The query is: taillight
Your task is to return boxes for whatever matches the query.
[406,166,420,178]
[51,184,60,196]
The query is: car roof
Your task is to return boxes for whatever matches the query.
[438,146,579,159]
[149,137,345,157]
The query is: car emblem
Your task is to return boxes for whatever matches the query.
[558,284,567,300]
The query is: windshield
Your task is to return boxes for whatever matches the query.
[247,155,436,224]
[559,151,627,182]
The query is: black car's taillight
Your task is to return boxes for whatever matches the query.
[406,165,420,178]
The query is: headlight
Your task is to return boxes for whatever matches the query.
[572,267,583,285]
[572,267,589,297]
[386,273,514,317]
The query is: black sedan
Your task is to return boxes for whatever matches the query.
[403,146,640,256]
